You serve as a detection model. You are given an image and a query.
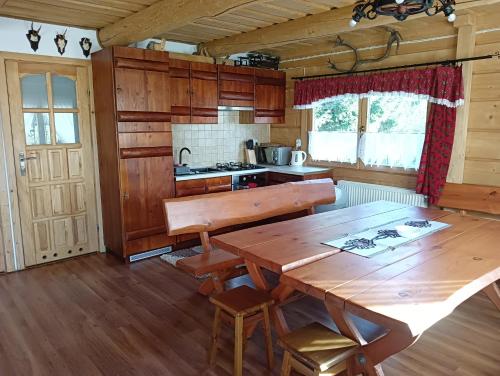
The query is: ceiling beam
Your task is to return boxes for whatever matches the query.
[200,0,500,57]
[98,0,256,47]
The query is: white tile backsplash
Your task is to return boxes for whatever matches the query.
[172,112,270,166]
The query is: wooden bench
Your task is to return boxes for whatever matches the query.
[163,179,335,295]
[437,183,500,216]
[438,183,500,307]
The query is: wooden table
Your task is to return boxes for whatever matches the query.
[212,201,500,376]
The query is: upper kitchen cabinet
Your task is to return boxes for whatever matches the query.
[170,59,191,123]
[113,47,171,118]
[254,69,286,124]
[91,46,175,260]
[218,65,255,108]
[170,59,218,124]
[191,62,218,123]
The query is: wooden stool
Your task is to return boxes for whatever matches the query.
[278,322,359,376]
[209,285,274,376]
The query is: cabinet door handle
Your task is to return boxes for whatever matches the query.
[123,192,129,199]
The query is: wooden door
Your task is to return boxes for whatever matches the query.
[115,68,170,114]
[218,65,255,107]
[254,70,286,124]
[170,59,191,124]
[6,61,98,266]
[191,62,218,124]
[120,155,174,241]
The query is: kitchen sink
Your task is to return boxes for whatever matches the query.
[190,167,220,174]
[175,167,220,176]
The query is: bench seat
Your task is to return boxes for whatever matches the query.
[176,248,244,277]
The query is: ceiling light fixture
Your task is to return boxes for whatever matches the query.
[349,0,456,27]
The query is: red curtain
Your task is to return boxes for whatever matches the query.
[416,104,457,204]
[294,66,464,109]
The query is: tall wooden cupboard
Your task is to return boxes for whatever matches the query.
[91,46,175,259]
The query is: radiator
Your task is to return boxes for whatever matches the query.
[337,180,428,208]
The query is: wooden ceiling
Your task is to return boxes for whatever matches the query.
[1,0,499,59]
[156,0,356,43]
[0,0,355,41]
[0,0,159,29]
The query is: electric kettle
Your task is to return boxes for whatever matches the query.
[290,150,307,166]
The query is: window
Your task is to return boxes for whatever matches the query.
[310,94,427,170]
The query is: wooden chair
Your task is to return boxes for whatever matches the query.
[209,285,274,376]
[437,183,500,216]
[278,322,359,376]
[163,179,335,295]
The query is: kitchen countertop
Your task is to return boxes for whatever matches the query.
[174,164,331,181]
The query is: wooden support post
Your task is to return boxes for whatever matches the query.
[447,13,476,183]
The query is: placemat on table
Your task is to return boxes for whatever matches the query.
[322,218,450,258]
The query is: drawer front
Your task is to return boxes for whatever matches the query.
[175,179,206,197]
[267,172,302,185]
[118,132,172,149]
[206,176,232,193]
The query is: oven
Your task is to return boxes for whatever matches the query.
[233,173,267,190]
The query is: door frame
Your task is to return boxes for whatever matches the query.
[0,52,104,272]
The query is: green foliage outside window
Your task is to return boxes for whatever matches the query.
[313,97,358,132]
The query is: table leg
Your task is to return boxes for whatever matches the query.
[245,260,269,290]
[325,301,417,376]
[244,261,293,337]
[483,282,500,311]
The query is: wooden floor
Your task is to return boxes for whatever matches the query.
[0,254,498,376]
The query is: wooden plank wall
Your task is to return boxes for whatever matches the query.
[272,18,500,188]
[465,30,500,186]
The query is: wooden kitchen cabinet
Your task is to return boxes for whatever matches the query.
[218,65,255,107]
[170,59,191,124]
[191,62,218,123]
[92,46,175,259]
[238,68,286,124]
[175,176,232,197]
[254,69,286,124]
[170,59,218,124]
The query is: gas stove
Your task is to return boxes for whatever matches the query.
[214,162,265,172]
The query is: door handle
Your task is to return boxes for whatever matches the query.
[19,152,37,176]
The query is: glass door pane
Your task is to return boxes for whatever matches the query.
[21,74,48,109]
[23,112,51,145]
[54,113,80,144]
[52,75,77,109]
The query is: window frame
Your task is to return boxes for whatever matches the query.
[308,97,428,175]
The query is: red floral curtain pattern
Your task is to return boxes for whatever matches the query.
[295,66,464,204]
[416,104,457,204]
[294,66,464,109]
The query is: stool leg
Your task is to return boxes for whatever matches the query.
[209,306,221,367]
[234,314,244,376]
[281,350,292,376]
[262,305,274,370]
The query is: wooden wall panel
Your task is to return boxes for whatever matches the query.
[464,160,500,186]
[470,72,500,101]
[463,35,500,187]
[468,101,500,130]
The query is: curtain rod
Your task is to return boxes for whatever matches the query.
[291,52,500,81]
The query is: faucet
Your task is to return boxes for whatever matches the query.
[179,147,191,166]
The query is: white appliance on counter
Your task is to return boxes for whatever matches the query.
[290,150,307,166]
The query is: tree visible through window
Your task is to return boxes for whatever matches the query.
[310,94,427,169]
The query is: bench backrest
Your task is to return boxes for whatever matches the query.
[164,178,335,236]
[437,183,500,215]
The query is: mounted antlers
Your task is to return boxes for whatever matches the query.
[328,28,403,73]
